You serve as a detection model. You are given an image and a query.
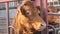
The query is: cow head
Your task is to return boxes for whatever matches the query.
[12,0,46,34]
[20,1,46,31]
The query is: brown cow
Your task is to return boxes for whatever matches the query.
[48,6,59,13]
[12,0,46,34]
[48,15,59,25]
[48,6,59,25]
[37,6,59,25]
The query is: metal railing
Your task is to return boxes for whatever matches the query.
[0,0,18,34]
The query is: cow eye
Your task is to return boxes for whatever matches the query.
[26,11,31,15]
[31,0,35,1]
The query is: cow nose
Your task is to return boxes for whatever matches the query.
[38,23,46,31]
[41,23,46,28]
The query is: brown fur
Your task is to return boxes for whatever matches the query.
[48,15,59,25]
[48,6,59,25]
[48,6,58,13]
[12,0,46,34]
[36,6,59,25]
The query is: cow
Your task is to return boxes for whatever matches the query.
[48,6,59,13]
[48,6,59,25]
[36,6,59,25]
[48,15,59,25]
[12,0,46,34]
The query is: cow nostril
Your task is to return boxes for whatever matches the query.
[41,23,46,27]
[39,23,46,31]
[41,24,43,26]
[31,0,35,1]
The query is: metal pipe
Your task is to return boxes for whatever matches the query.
[49,28,60,31]
[40,0,48,34]
[40,0,46,34]
[0,0,17,3]
[5,2,10,34]
[48,13,60,16]
[0,7,17,10]
[48,25,57,34]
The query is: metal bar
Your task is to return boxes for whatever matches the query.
[49,28,60,32]
[16,0,20,8]
[0,0,17,3]
[48,13,60,16]
[0,7,17,10]
[33,0,40,7]
[48,25,60,34]
[5,2,10,34]
[40,0,43,18]
[0,18,13,20]
[42,0,48,24]
[40,0,48,34]
[40,0,45,34]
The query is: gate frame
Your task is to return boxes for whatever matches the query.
[0,0,18,34]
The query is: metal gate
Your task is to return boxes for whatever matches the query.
[0,0,18,34]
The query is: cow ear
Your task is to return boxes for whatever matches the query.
[20,7,26,15]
